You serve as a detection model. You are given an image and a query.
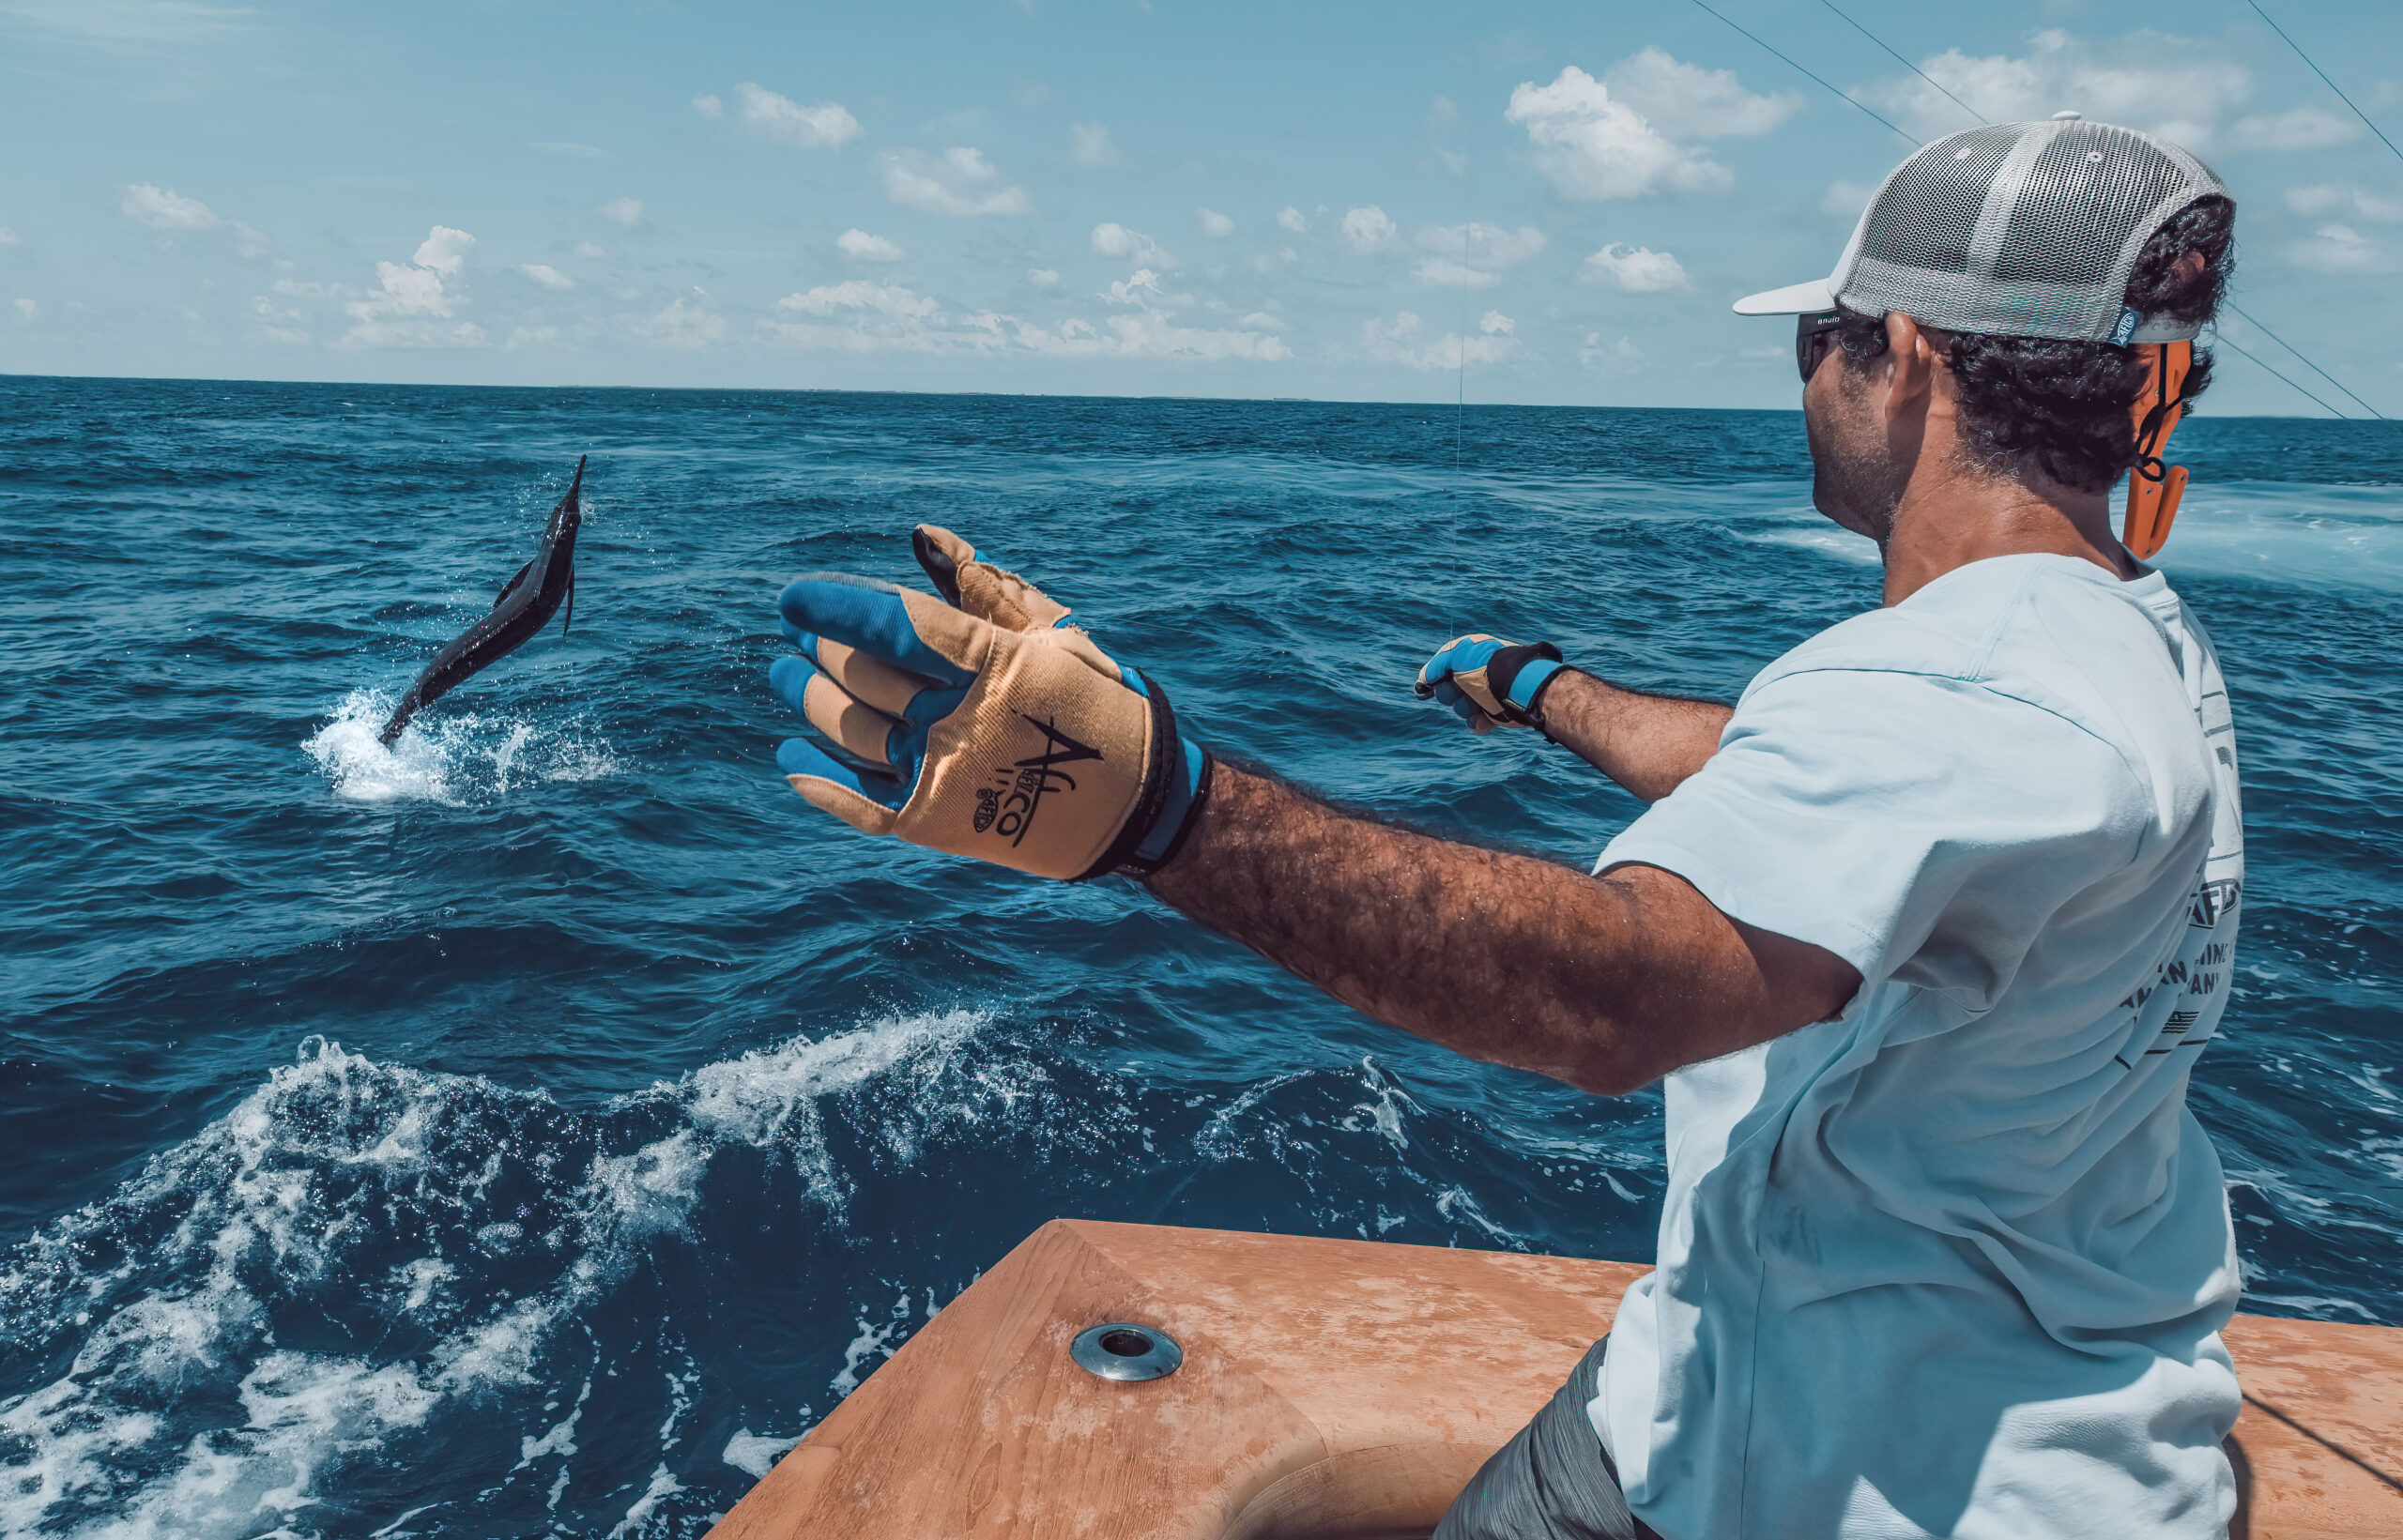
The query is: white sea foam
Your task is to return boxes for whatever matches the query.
[0,1008,1010,1537]
[302,688,618,804]
[720,1428,799,1480]
[1735,486,2403,593]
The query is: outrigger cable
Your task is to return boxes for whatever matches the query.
[2223,302,2387,420]
[1683,0,1917,145]
[2244,0,2403,168]
[2204,332,2348,420]
[1814,0,1982,129]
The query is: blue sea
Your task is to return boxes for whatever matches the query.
[2,374,2397,1537]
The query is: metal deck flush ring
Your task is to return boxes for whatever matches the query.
[1070,1322,1184,1382]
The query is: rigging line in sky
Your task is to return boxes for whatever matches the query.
[2224,302,2389,420]
[2209,330,2348,419]
[1790,0,2387,421]
[1814,0,1982,129]
[2244,0,2403,169]
[1682,0,1918,146]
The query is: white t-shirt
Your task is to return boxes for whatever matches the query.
[1590,554,2246,1540]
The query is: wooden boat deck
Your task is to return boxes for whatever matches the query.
[711,1220,2403,1539]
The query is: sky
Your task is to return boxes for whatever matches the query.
[0,0,2397,414]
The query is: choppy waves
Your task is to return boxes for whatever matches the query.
[0,1011,1016,1537]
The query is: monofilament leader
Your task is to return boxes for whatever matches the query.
[766,116,2249,1540]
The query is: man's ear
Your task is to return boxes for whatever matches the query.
[1881,313,1939,426]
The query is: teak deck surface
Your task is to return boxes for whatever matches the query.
[711,1220,2403,1540]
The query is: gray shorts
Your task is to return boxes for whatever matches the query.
[1433,1336,1661,1540]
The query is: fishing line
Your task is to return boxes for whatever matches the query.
[1716,0,2384,419]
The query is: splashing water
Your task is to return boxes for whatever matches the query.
[302,690,620,804]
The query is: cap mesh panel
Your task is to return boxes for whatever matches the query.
[1859,127,2017,277]
[1833,120,2227,343]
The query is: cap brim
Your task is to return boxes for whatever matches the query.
[1733,277,1838,316]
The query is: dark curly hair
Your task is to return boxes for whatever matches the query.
[1937,196,2236,494]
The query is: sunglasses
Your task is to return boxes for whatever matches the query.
[1797,309,1890,383]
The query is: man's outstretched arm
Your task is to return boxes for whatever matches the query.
[1538,671,1733,803]
[1146,763,1859,1095]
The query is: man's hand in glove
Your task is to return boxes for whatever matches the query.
[1415,633,1569,735]
[769,526,1211,881]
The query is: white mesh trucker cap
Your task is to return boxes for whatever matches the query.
[1736,114,2227,344]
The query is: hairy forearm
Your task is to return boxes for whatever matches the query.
[1146,764,1852,1095]
[1539,670,1731,802]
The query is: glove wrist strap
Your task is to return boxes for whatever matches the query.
[1074,673,1214,881]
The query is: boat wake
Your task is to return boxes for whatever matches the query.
[0,1009,1018,1539]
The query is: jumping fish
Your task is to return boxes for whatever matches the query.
[378,456,586,745]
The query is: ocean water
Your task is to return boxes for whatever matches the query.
[1,374,2397,1537]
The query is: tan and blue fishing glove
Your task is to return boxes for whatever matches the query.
[768,526,1212,881]
[1415,633,1568,735]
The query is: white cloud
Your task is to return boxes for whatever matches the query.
[121,182,216,230]
[1069,122,1123,167]
[837,228,906,262]
[1580,330,1647,374]
[761,281,1287,362]
[229,221,268,258]
[600,197,645,230]
[0,227,19,245]
[1360,309,1518,372]
[341,224,484,348]
[776,281,941,321]
[1412,223,1545,288]
[1413,260,1499,289]
[412,226,473,276]
[1101,267,1171,308]
[2286,223,2390,275]
[1340,206,1397,250]
[2227,107,2359,153]
[1092,221,1175,268]
[4,1,253,45]
[1278,206,1309,234]
[878,147,1030,217]
[1582,242,1690,292]
[247,294,307,345]
[1861,30,2246,149]
[1507,66,1730,200]
[2286,184,2403,224]
[1238,312,1280,330]
[1197,207,1234,238]
[533,141,605,159]
[635,295,727,350]
[735,83,862,149]
[12,297,36,321]
[1027,267,1062,286]
[574,241,611,260]
[692,93,724,120]
[1602,46,1800,139]
[1821,181,1873,221]
[506,325,559,350]
[520,263,575,291]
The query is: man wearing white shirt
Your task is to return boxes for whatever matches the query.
[771,115,2246,1539]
